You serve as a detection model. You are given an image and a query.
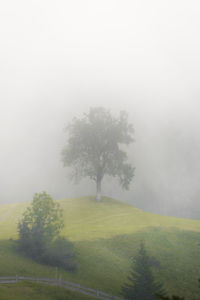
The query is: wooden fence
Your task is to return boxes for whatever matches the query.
[0,276,125,300]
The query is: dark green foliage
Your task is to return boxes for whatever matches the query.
[122,242,166,300]
[42,237,77,271]
[18,192,76,271]
[62,107,135,200]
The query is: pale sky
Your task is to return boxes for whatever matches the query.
[0,0,200,218]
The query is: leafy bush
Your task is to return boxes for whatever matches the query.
[41,237,77,272]
[17,192,77,272]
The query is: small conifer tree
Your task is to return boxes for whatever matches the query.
[122,242,166,300]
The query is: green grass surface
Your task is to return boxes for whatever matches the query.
[0,196,199,299]
[0,281,93,300]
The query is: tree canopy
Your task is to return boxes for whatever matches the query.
[122,242,166,300]
[17,192,76,271]
[62,107,135,200]
[18,191,63,254]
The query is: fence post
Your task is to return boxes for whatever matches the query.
[55,267,58,281]
[96,290,99,297]
[15,275,18,283]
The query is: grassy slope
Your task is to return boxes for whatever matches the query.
[0,281,93,300]
[0,197,199,298]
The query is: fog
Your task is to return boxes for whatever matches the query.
[1,0,200,218]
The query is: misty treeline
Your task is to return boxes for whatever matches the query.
[62,107,135,201]
[17,191,77,271]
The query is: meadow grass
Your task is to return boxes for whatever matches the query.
[0,196,199,299]
[0,281,93,300]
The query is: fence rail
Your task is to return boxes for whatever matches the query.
[0,276,125,300]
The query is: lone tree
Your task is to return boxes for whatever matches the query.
[122,242,166,300]
[62,107,135,201]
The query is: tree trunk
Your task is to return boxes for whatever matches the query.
[96,177,102,201]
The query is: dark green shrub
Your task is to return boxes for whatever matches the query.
[17,192,77,272]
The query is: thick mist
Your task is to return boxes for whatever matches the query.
[0,0,200,218]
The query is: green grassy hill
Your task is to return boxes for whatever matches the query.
[0,196,199,299]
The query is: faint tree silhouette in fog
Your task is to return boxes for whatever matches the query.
[62,107,134,201]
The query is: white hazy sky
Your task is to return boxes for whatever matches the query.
[0,0,200,217]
